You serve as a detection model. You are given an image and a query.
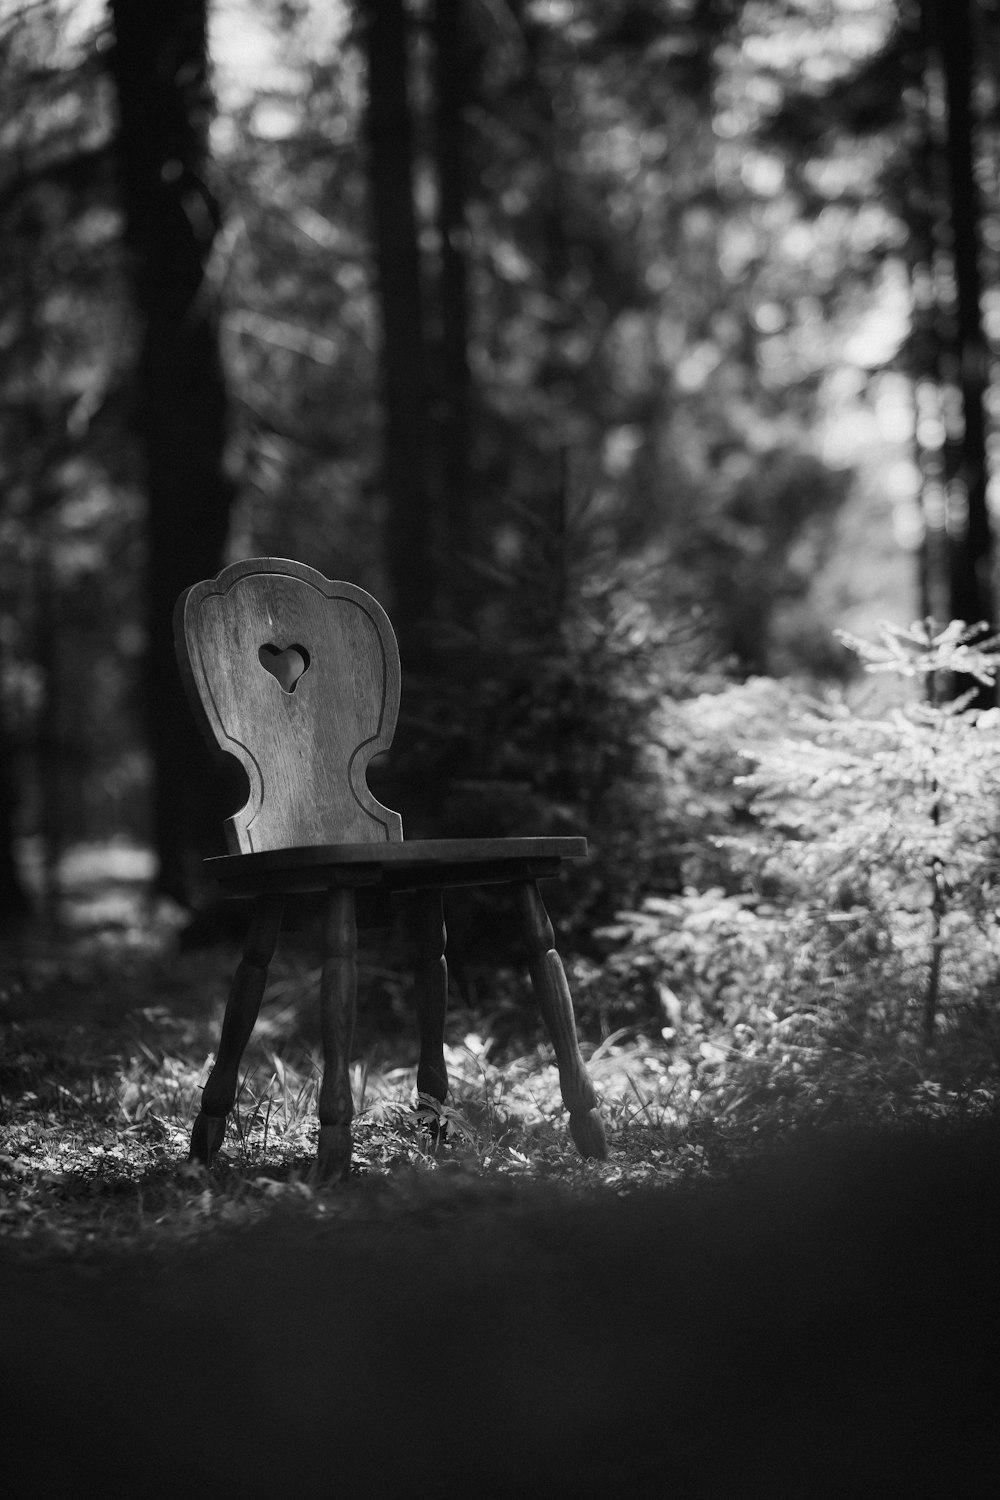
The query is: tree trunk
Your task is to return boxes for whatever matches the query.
[107,0,234,900]
[935,0,992,637]
[918,0,993,648]
[902,1,947,624]
[0,720,31,930]
[360,0,436,657]
[432,0,472,617]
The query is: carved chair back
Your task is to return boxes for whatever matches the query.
[174,558,403,854]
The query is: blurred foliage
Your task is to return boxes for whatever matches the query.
[0,0,989,921]
[0,2,145,903]
[736,0,1000,631]
[386,563,720,931]
[597,620,1000,1050]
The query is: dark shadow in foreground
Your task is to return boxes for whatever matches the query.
[2,1123,998,1498]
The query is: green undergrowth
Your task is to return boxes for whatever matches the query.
[2,902,997,1258]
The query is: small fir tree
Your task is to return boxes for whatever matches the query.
[739,620,1000,1042]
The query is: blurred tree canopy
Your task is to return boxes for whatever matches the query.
[0,0,997,914]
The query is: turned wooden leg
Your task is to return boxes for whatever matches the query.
[316,886,357,1183]
[515,880,608,1161]
[413,888,449,1106]
[190,894,284,1166]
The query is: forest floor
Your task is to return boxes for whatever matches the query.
[2,845,999,1496]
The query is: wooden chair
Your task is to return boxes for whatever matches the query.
[174,557,608,1180]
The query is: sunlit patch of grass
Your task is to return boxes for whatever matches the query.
[3,915,999,1254]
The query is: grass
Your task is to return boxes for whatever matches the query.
[0,948,694,1255]
[2,877,998,1255]
[3,862,1000,1496]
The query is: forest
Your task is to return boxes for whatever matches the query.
[6,0,999,908]
[2,1,1000,1488]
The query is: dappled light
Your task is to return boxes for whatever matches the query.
[2,5,1000,1485]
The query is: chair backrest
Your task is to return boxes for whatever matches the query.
[174,558,403,854]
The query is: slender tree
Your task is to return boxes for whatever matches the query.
[432,0,473,609]
[923,0,992,634]
[0,726,30,929]
[360,0,436,655]
[107,0,234,899]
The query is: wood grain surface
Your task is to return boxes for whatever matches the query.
[175,558,403,852]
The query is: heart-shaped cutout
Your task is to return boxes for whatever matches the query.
[258,643,310,694]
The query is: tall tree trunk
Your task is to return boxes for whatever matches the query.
[518,9,575,639]
[903,0,951,624]
[360,0,436,658]
[935,0,992,634]
[108,0,234,900]
[0,722,31,930]
[432,0,472,618]
[919,0,993,649]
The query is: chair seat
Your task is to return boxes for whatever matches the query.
[206,836,588,897]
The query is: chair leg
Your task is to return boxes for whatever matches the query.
[410,888,449,1134]
[190,894,284,1166]
[514,880,608,1161]
[413,887,449,1107]
[316,886,357,1183]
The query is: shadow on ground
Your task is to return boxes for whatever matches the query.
[2,1123,998,1499]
